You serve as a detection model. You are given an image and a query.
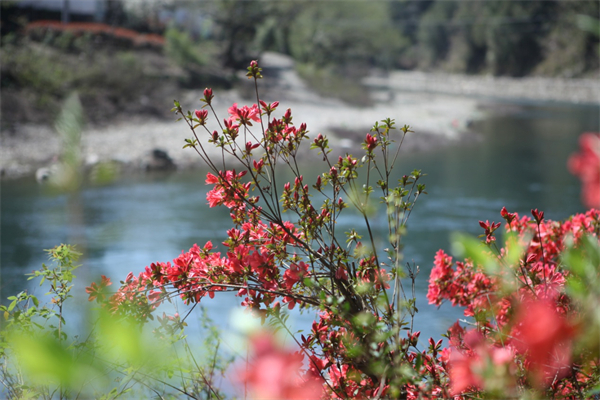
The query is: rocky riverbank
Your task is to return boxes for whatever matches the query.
[1,52,598,180]
[365,70,600,105]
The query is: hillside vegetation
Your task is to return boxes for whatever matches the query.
[1,0,598,128]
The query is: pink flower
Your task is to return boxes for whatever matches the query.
[227,103,261,125]
[237,332,323,400]
[283,261,309,290]
[194,109,208,124]
[448,330,516,395]
[512,298,576,388]
[202,88,213,104]
[531,209,544,224]
[568,132,600,209]
[500,206,516,224]
[479,220,501,243]
[364,133,377,152]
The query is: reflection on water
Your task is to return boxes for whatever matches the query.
[1,101,598,341]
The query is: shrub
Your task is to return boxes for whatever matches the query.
[82,60,600,398]
[0,244,233,399]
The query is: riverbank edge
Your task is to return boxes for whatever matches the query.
[1,65,598,181]
[364,70,600,105]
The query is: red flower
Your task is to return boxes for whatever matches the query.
[202,88,214,105]
[85,275,112,302]
[513,298,576,388]
[531,209,544,224]
[364,133,377,152]
[568,132,600,209]
[448,329,516,395]
[227,103,261,125]
[500,206,516,224]
[479,220,501,243]
[194,109,208,124]
[283,262,309,290]
[245,141,260,155]
[237,332,323,400]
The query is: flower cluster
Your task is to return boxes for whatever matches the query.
[88,60,433,398]
[88,61,600,399]
[568,132,600,209]
[238,331,323,400]
[428,207,600,398]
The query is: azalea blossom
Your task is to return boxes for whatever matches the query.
[568,132,600,209]
[227,103,261,125]
[238,332,323,400]
[512,298,576,388]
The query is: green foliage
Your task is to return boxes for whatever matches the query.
[411,0,599,76]
[239,0,598,77]
[0,245,233,399]
[0,244,83,399]
[286,1,405,69]
[211,0,270,68]
[0,34,161,125]
[416,1,457,68]
[562,235,600,359]
[164,27,207,69]
[535,2,600,77]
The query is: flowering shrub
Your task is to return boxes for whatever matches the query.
[238,331,323,399]
[428,207,600,398]
[569,132,600,209]
[87,60,600,399]
[1,245,235,399]
[89,60,431,398]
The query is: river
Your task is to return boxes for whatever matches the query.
[1,99,598,346]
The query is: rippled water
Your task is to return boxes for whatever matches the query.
[1,100,598,342]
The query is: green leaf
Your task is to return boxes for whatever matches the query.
[502,232,523,267]
[451,232,499,274]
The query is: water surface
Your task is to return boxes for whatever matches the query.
[1,100,598,343]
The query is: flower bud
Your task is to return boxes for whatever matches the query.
[195,109,208,124]
[531,208,544,224]
[283,108,292,123]
[203,88,214,104]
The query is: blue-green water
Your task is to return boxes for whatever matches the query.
[1,100,598,342]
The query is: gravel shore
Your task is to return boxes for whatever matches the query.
[1,52,598,180]
[365,70,600,105]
